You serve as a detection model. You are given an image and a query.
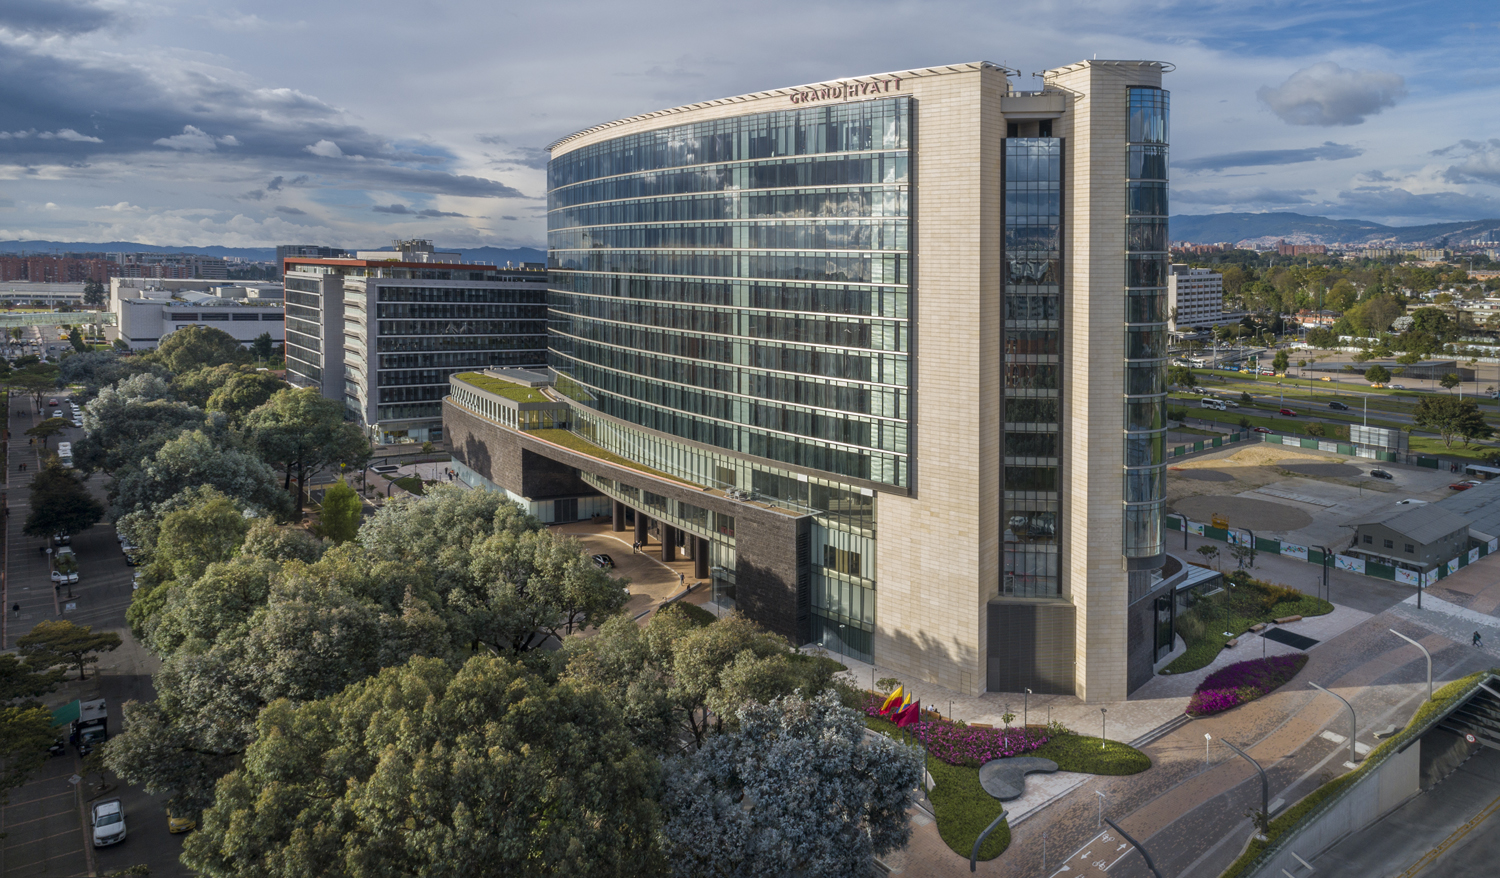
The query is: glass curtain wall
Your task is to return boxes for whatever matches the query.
[1002,139,1063,597]
[547,99,912,488]
[1124,88,1170,562]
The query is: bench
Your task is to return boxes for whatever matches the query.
[1226,637,1240,648]
[1275,615,1303,625]
[1250,623,1267,633]
[969,722,994,729]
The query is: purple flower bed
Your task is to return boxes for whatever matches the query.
[1186,654,1308,717]
[864,695,1049,766]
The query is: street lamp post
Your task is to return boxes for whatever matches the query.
[1102,817,1164,878]
[1310,682,1358,765]
[1024,688,1031,729]
[1390,629,1433,701]
[1100,708,1107,749]
[1222,738,1270,834]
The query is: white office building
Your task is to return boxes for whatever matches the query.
[110,278,285,350]
[1167,264,1243,332]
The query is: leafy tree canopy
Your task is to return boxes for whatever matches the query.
[0,653,66,701]
[112,430,292,521]
[181,656,666,878]
[206,370,287,421]
[1365,364,1392,385]
[244,388,369,511]
[17,620,121,681]
[315,479,361,543]
[1,705,55,795]
[149,325,251,374]
[23,459,104,539]
[1413,395,1494,448]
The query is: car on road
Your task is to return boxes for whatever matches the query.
[91,799,126,847]
[1395,498,1427,505]
[592,553,614,570]
[1370,469,1394,480]
[1319,376,1332,381]
[1328,401,1350,410]
[1252,426,1273,434]
[47,399,58,407]
[1278,408,1297,416]
[167,809,197,834]
[1450,480,1482,491]
[1389,383,1405,389]
[53,533,70,545]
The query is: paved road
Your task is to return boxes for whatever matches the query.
[2,390,191,876]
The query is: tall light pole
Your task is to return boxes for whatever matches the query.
[1102,818,1164,878]
[1310,682,1358,765]
[1100,708,1108,749]
[1390,629,1433,701]
[1222,738,1270,834]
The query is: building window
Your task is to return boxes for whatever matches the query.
[824,546,861,577]
[1363,535,1372,544]
[1383,539,1394,549]
[1405,543,1415,553]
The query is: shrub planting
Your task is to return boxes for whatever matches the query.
[1186,654,1308,716]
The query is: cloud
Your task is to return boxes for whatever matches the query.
[0,0,117,37]
[501,215,517,220]
[1173,188,1315,205]
[372,203,469,218]
[1438,139,1500,185]
[97,202,142,212]
[1257,62,1407,126]
[305,140,345,158]
[1175,141,1363,171]
[154,126,238,152]
[0,129,103,143]
[275,206,308,216]
[1321,187,1500,221]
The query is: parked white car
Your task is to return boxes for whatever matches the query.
[92,799,126,847]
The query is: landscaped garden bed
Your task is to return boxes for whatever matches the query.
[1163,572,1333,675]
[1186,654,1308,716]
[863,696,1150,861]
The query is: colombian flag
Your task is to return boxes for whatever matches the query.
[879,687,903,716]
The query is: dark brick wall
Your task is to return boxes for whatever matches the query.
[1126,579,1174,692]
[444,401,811,644]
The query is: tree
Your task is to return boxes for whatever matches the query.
[205,370,287,422]
[1413,396,1494,448]
[1272,349,1289,373]
[1168,365,1197,388]
[76,377,205,474]
[241,519,326,564]
[661,690,922,878]
[82,279,107,309]
[17,620,121,681]
[1441,373,1462,392]
[112,430,293,521]
[68,326,87,353]
[251,332,274,363]
[315,479,361,543]
[1196,544,1219,570]
[0,653,66,701]
[152,488,253,583]
[1396,351,1421,366]
[245,389,370,513]
[6,364,60,409]
[23,460,105,540]
[1365,364,1392,385]
[180,656,666,878]
[1306,327,1335,348]
[150,325,250,374]
[25,416,71,448]
[2,705,54,795]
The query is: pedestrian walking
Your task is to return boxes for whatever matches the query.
[1475,631,1484,648]
[678,571,685,588]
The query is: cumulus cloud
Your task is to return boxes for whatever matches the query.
[1175,141,1362,171]
[154,126,238,151]
[372,203,469,218]
[1257,62,1407,126]
[1322,187,1500,220]
[275,206,308,215]
[0,129,104,143]
[98,202,142,212]
[305,140,345,158]
[1438,139,1500,185]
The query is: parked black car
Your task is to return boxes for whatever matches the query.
[1370,469,1394,480]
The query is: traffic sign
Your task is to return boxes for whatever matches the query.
[1466,733,1477,744]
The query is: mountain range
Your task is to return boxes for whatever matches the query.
[0,240,546,266]
[1169,213,1500,248]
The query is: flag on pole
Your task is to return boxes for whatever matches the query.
[879,687,903,716]
[895,699,921,728]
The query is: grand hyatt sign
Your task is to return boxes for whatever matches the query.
[788,77,902,105]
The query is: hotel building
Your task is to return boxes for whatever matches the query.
[444,61,1185,700]
[284,240,548,444]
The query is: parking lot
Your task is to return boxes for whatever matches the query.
[2,389,190,876]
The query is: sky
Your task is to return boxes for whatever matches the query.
[2,0,1499,250]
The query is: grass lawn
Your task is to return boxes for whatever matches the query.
[863,716,1151,861]
[390,474,425,495]
[452,371,548,402]
[1407,435,1499,463]
[1162,576,1333,676]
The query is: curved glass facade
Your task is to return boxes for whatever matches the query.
[548,99,912,487]
[1123,87,1170,560]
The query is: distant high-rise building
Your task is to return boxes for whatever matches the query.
[283,240,548,444]
[443,60,1184,701]
[1167,264,1243,331]
[276,244,347,263]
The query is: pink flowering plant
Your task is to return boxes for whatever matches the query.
[1185,654,1308,717]
[863,694,1050,767]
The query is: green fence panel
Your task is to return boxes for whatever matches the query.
[1204,526,1229,542]
[1457,553,1469,569]
[1382,451,1396,463]
[1165,516,1182,531]
[1194,441,1205,452]
[1256,537,1281,553]
[1212,437,1223,448]
[1309,549,1326,565]
[1301,438,1319,449]
[1366,561,1397,581]
[1337,444,1354,455]
[1268,435,1284,445]
[1418,457,1440,469]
